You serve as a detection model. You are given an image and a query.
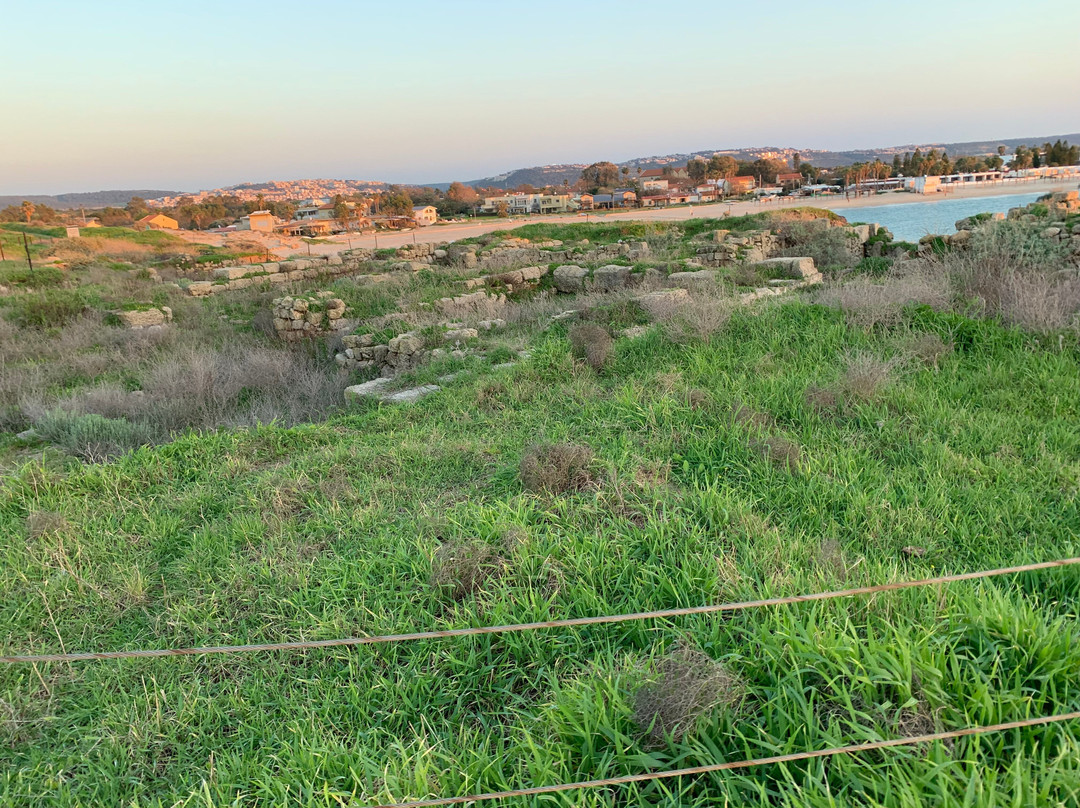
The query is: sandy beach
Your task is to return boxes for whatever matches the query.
[189,177,1076,256]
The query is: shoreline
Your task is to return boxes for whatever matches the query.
[231,177,1077,255]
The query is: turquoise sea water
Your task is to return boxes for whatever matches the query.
[827,191,1056,242]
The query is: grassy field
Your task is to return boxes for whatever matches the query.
[2,286,1079,806]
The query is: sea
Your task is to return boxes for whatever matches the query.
[827,191,1052,242]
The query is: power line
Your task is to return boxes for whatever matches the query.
[2,557,1077,664]
[370,711,1080,808]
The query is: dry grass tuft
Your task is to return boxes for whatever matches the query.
[751,435,802,471]
[632,642,744,743]
[730,265,763,287]
[901,331,953,368]
[841,351,898,402]
[429,538,505,601]
[815,263,951,330]
[568,322,613,372]
[475,380,508,410]
[26,510,69,541]
[814,538,848,580]
[730,399,775,432]
[805,385,840,415]
[657,293,735,344]
[686,388,711,410]
[519,442,595,495]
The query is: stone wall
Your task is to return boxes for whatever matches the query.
[186,253,370,297]
[695,230,780,266]
[272,294,348,341]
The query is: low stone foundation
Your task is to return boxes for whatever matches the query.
[272,294,348,341]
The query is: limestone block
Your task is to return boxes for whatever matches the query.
[552,265,589,293]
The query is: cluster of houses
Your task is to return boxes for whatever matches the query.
[230,201,439,237]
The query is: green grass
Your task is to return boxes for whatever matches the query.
[1,298,1078,806]
[0,223,66,238]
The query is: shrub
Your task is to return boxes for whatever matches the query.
[632,642,744,743]
[429,538,505,601]
[33,410,156,461]
[777,221,860,269]
[815,263,951,330]
[0,266,65,289]
[841,351,897,402]
[520,442,594,494]
[568,322,613,371]
[8,290,86,328]
[730,265,762,287]
[656,293,735,344]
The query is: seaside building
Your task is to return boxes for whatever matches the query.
[412,205,438,226]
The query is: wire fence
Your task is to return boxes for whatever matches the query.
[369,712,1080,808]
[3,557,1076,664]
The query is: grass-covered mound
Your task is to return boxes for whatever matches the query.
[2,299,1078,806]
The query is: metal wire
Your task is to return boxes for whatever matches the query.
[2,557,1076,664]
[371,711,1080,807]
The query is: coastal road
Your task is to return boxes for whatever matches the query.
[283,177,1076,255]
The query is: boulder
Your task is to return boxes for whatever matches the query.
[115,308,170,328]
[552,265,589,293]
[344,378,394,402]
[633,288,690,318]
[590,265,631,292]
[443,328,479,343]
[388,333,424,355]
[666,270,720,290]
[382,385,440,404]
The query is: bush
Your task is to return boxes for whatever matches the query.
[777,221,860,269]
[0,266,65,289]
[656,293,735,344]
[568,322,613,371]
[815,264,951,330]
[520,442,594,494]
[33,410,156,461]
[632,642,743,743]
[7,290,86,328]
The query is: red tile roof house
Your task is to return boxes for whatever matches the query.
[776,172,804,189]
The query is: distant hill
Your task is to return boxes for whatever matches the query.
[467,132,1080,188]
[0,190,179,210]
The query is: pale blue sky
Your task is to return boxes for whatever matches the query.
[3,0,1078,194]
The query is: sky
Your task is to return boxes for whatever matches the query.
[2,0,1079,195]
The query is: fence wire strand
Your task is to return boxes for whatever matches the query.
[371,711,1080,808]
[2,557,1077,664]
